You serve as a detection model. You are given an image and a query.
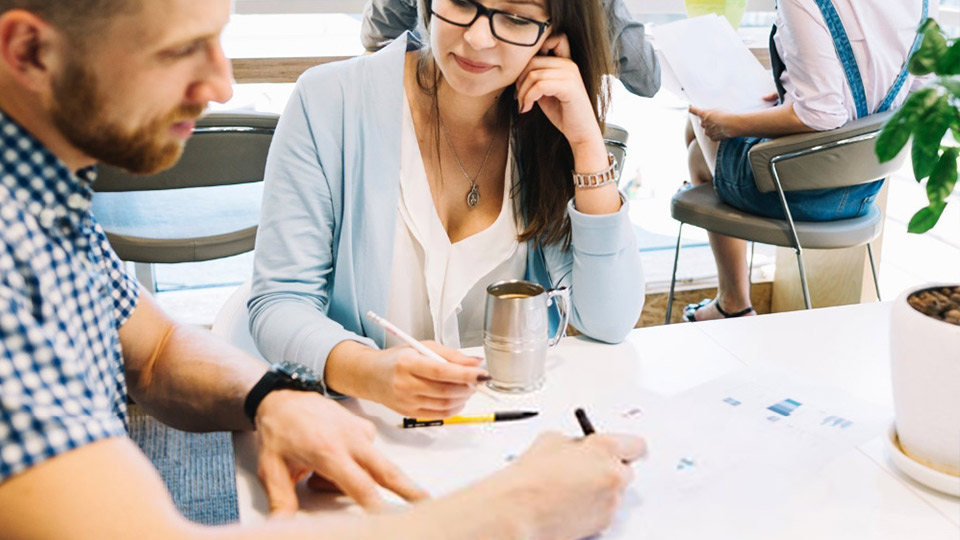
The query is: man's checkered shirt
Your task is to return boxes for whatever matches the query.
[0,109,140,482]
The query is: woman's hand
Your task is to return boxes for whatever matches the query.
[368,342,488,418]
[516,34,604,154]
[688,105,742,141]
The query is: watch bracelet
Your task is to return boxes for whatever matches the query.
[572,152,617,188]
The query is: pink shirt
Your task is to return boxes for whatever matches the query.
[774,0,937,130]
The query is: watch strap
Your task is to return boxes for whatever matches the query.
[572,152,618,189]
[243,369,285,426]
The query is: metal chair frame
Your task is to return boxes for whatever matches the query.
[665,129,884,324]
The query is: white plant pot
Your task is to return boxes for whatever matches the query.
[890,285,960,477]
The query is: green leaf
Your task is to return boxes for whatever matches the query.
[908,201,948,233]
[908,201,947,234]
[875,88,936,162]
[911,95,953,180]
[938,39,960,76]
[926,147,959,204]
[953,110,960,143]
[909,19,947,76]
[943,78,960,100]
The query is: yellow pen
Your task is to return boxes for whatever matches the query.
[402,410,538,428]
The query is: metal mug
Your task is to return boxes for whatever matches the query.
[483,280,570,393]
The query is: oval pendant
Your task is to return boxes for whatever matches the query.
[466,184,480,208]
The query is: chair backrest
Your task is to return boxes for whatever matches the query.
[748,110,907,193]
[603,123,629,184]
[93,111,280,192]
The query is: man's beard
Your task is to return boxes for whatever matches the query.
[50,58,204,175]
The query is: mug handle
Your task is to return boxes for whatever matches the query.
[546,286,570,348]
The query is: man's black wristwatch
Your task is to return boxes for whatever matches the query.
[243,361,326,426]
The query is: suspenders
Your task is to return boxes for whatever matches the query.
[813,0,929,119]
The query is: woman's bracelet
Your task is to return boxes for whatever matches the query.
[571,152,618,189]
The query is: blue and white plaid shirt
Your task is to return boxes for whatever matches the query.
[0,109,140,482]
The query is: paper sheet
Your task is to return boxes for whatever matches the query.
[653,14,778,173]
[654,14,777,113]
[593,365,889,537]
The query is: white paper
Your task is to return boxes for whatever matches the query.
[593,365,889,537]
[653,14,777,113]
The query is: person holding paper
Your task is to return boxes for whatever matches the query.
[361,0,661,97]
[683,0,933,322]
[250,0,644,418]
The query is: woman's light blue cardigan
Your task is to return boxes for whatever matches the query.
[248,34,644,393]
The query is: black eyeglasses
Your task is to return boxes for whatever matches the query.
[431,0,552,47]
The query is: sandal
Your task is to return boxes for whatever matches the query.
[683,298,755,322]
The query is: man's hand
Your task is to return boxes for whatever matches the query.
[254,390,429,515]
[505,431,646,540]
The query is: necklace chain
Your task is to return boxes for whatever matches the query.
[438,110,500,208]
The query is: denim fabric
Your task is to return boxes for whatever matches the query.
[812,0,927,117]
[713,136,884,222]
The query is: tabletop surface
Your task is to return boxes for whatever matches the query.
[234,302,960,539]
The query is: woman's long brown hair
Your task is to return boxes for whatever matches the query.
[417,0,614,248]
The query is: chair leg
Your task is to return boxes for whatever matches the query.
[770,161,812,310]
[134,262,157,294]
[748,241,755,286]
[794,249,812,310]
[665,223,684,325]
[866,243,882,302]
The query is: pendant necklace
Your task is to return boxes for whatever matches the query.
[438,109,500,208]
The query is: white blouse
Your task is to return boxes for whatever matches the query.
[385,94,527,349]
[774,0,937,131]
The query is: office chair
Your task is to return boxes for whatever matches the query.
[92,111,279,292]
[665,110,906,323]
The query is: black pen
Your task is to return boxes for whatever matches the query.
[574,407,595,436]
[403,410,538,428]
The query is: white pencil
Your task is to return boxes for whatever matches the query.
[365,311,448,363]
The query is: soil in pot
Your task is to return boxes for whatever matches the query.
[907,286,960,326]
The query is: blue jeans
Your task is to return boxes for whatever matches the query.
[713,136,883,221]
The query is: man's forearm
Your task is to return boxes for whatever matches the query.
[127,323,266,432]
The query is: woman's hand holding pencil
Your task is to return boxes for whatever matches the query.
[324,312,491,418]
[367,340,490,418]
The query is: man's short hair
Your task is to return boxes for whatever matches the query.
[0,0,139,47]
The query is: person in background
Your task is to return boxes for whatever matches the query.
[362,0,661,97]
[0,1,645,538]
[250,0,645,420]
[682,0,934,322]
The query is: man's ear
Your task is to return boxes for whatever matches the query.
[0,10,63,93]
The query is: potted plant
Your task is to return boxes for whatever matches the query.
[875,18,959,492]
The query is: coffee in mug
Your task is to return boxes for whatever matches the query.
[483,280,569,393]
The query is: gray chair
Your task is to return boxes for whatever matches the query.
[92,111,279,292]
[665,110,906,323]
[603,123,629,186]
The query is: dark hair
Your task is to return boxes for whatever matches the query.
[0,0,139,48]
[417,0,613,248]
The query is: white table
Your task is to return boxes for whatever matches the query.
[234,303,960,538]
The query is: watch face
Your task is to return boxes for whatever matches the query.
[273,361,325,392]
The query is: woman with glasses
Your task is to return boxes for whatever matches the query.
[361,0,661,97]
[249,0,644,419]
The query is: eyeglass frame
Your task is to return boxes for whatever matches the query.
[430,0,552,47]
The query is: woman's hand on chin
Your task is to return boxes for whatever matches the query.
[515,33,605,152]
[369,342,489,418]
